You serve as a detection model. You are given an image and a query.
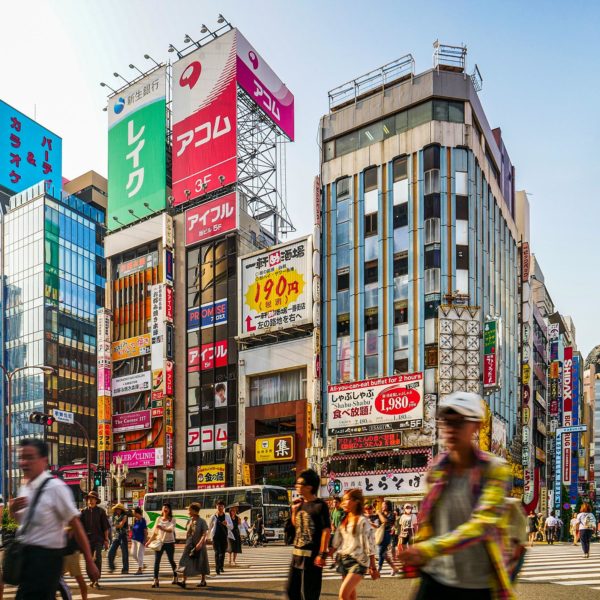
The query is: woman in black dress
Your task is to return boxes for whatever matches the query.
[227,505,243,566]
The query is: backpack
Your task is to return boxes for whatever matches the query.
[582,513,596,530]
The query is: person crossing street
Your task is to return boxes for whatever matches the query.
[107,503,129,574]
[80,491,110,588]
[209,499,234,575]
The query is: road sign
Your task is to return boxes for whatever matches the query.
[53,409,74,424]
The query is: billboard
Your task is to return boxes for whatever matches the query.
[112,410,152,433]
[563,346,573,485]
[184,192,238,245]
[188,340,228,372]
[0,100,62,195]
[112,371,152,397]
[111,334,151,361]
[483,318,500,389]
[255,435,294,463]
[107,68,167,231]
[335,432,402,452]
[172,30,237,204]
[187,298,228,331]
[113,447,163,468]
[236,30,294,140]
[327,373,424,435]
[117,251,159,277]
[491,415,507,459]
[197,464,226,489]
[322,470,426,498]
[188,423,228,452]
[239,237,313,338]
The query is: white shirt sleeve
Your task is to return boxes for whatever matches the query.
[51,481,80,524]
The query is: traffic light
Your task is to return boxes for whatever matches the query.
[93,469,102,488]
[29,411,55,426]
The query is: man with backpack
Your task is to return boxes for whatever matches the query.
[397,392,516,599]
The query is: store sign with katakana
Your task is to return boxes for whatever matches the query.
[0,100,62,195]
[185,192,238,246]
[255,435,295,463]
[107,67,167,231]
[196,463,226,489]
[327,373,424,435]
[239,237,313,338]
[321,471,426,498]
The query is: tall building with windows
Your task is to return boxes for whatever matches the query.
[3,174,106,497]
[319,44,520,502]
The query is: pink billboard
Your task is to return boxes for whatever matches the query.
[236,30,294,141]
[188,340,228,372]
[185,192,238,246]
[172,30,238,205]
[112,410,151,434]
[113,447,163,468]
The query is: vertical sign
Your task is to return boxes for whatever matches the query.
[521,242,530,282]
[483,318,499,389]
[172,30,238,204]
[570,355,580,502]
[107,68,167,230]
[97,308,113,468]
[562,347,573,486]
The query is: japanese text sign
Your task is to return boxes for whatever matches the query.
[327,373,424,435]
[112,410,151,433]
[255,435,295,463]
[185,192,238,246]
[335,432,402,452]
[111,333,151,361]
[187,298,228,331]
[239,237,313,338]
[483,318,499,389]
[322,471,426,498]
[112,371,151,397]
[197,464,226,489]
[0,100,62,195]
[107,68,167,231]
[187,340,228,372]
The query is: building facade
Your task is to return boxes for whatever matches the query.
[319,45,520,502]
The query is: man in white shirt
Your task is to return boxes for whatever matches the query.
[9,438,100,599]
[544,512,558,545]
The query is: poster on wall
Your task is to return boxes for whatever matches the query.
[491,415,507,459]
[239,237,313,338]
[327,373,424,435]
[112,371,151,397]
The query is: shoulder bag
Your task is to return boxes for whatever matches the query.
[3,477,52,585]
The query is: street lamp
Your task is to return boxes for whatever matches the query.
[0,364,55,499]
[109,456,128,505]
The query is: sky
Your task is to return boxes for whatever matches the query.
[1,0,598,356]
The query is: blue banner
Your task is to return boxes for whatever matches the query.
[187,298,228,331]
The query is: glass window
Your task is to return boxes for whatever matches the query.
[408,101,432,128]
[393,227,408,254]
[359,122,383,148]
[364,190,378,215]
[424,248,440,269]
[393,157,407,181]
[394,323,409,350]
[448,101,465,123]
[424,194,440,219]
[424,169,440,194]
[365,283,378,309]
[337,221,350,245]
[324,141,335,161]
[394,275,408,301]
[337,199,350,223]
[393,178,409,205]
[364,167,377,192]
[456,195,469,220]
[456,172,468,195]
[365,236,378,262]
[393,203,408,229]
[249,369,307,407]
[337,290,350,314]
[456,245,469,269]
[337,272,350,291]
[337,177,350,198]
[433,100,449,121]
[364,213,377,236]
[382,117,395,139]
[364,262,378,285]
[337,244,350,269]
[395,110,408,133]
[454,148,468,171]
[336,131,359,157]
[424,145,441,171]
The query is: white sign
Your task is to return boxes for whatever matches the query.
[547,323,560,341]
[239,237,313,338]
[53,409,74,425]
[150,284,165,343]
[321,471,427,498]
[112,371,152,397]
[201,423,228,451]
[327,373,424,435]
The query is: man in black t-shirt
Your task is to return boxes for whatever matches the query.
[285,469,331,600]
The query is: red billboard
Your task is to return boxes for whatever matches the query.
[336,432,402,452]
[172,30,238,205]
[188,340,228,372]
[185,192,238,246]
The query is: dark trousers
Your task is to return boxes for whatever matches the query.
[286,558,323,600]
[16,545,64,600]
[580,528,593,554]
[213,535,228,572]
[90,541,104,576]
[153,542,176,578]
[545,526,556,544]
[415,572,492,600]
[108,533,129,572]
[378,532,391,570]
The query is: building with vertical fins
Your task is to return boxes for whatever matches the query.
[319,43,521,502]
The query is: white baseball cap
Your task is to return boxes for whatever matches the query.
[437,391,485,422]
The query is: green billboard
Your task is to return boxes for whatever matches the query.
[107,68,166,231]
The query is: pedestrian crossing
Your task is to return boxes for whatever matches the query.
[519,542,600,589]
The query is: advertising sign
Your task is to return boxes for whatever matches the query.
[188,340,228,372]
[165,361,174,396]
[0,100,62,195]
[117,251,159,278]
[548,323,560,340]
[113,447,163,468]
[322,471,426,499]
[112,410,151,433]
[184,192,238,246]
[236,30,295,141]
[201,423,228,451]
[187,298,228,331]
[336,432,402,452]
[491,415,507,459]
[112,371,151,397]
[151,368,165,401]
[483,319,499,389]
[255,435,295,463]
[563,346,573,485]
[107,68,166,231]
[521,242,530,282]
[150,284,164,343]
[197,464,226,489]
[172,30,237,204]
[239,237,313,338]
[570,355,580,502]
[327,373,424,435]
[111,334,151,361]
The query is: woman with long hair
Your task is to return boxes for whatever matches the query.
[329,488,379,600]
[146,503,178,588]
[577,502,597,558]
[227,505,243,566]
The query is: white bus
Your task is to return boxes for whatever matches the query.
[142,485,291,542]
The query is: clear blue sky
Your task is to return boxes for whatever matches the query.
[1,0,598,356]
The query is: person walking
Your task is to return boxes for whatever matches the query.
[130,507,148,574]
[240,515,250,544]
[390,509,400,561]
[147,503,178,588]
[107,503,129,574]
[397,503,418,553]
[375,500,399,575]
[329,496,346,569]
[80,490,110,589]
[570,514,579,545]
[527,510,538,548]
[397,392,514,600]
[285,468,331,600]
[329,488,379,600]
[9,438,99,599]
[577,502,597,558]
[545,512,558,545]
[253,513,265,546]
[209,500,234,574]
[176,503,209,589]
[227,505,243,566]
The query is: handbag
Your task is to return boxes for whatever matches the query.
[375,523,386,546]
[148,537,163,552]
[3,477,52,585]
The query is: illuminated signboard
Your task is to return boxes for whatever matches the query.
[335,432,402,452]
